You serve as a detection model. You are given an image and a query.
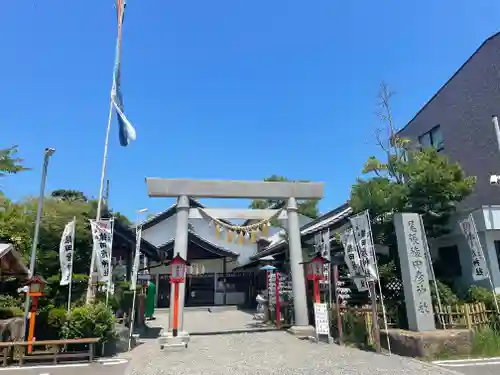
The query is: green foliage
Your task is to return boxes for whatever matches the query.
[0,294,22,309]
[47,307,68,335]
[250,175,320,225]
[0,146,29,177]
[0,306,23,319]
[350,84,475,252]
[62,303,117,343]
[431,280,459,306]
[471,327,500,358]
[466,285,500,311]
[51,189,88,202]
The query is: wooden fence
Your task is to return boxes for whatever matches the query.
[434,303,499,330]
[333,303,499,347]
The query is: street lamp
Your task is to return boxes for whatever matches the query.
[23,147,56,339]
[490,116,500,186]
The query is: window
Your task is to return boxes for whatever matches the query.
[418,125,444,151]
[495,241,500,272]
[437,245,462,277]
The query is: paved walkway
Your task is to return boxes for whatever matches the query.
[122,309,461,375]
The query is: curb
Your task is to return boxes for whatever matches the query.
[405,356,466,375]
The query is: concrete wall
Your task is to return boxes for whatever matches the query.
[398,33,500,211]
[428,210,500,294]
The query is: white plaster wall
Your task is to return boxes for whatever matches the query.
[142,212,261,266]
[148,258,237,275]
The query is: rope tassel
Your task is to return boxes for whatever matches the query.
[227,230,233,243]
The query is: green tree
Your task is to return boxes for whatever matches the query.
[0,146,28,177]
[249,174,320,220]
[349,83,476,250]
[51,189,88,202]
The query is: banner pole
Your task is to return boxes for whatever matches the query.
[67,217,76,312]
[418,214,446,329]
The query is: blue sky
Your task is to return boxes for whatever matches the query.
[1,0,500,220]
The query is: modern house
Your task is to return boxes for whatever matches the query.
[397,32,500,293]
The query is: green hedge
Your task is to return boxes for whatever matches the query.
[0,306,23,319]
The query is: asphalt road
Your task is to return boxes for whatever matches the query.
[433,357,500,375]
[0,359,130,375]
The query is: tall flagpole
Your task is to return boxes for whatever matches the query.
[86,0,125,304]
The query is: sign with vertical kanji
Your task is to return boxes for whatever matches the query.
[394,213,435,332]
[349,211,378,281]
[90,219,115,284]
[340,227,368,292]
[459,214,489,281]
[59,220,76,286]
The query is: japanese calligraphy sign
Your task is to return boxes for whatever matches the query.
[315,230,331,285]
[394,213,435,332]
[340,227,368,292]
[90,219,115,284]
[459,214,489,281]
[130,225,143,291]
[59,220,76,286]
[349,211,378,281]
[313,303,330,336]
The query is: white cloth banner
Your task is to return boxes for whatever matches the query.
[59,220,76,286]
[130,225,142,291]
[459,214,489,281]
[341,227,368,292]
[349,211,378,280]
[90,219,114,284]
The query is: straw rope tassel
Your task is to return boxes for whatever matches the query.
[227,230,233,243]
[250,230,256,242]
[239,231,245,244]
[262,221,269,237]
[215,224,221,238]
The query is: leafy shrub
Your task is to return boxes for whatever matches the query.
[62,302,117,344]
[48,307,68,334]
[0,306,23,319]
[431,280,459,306]
[0,294,22,309]
[466,286,500,311]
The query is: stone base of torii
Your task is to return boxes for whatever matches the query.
[145,177,324,343]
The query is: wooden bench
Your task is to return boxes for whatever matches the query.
[0,337,100,367]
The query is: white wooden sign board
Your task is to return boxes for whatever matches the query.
[313,303,330,336]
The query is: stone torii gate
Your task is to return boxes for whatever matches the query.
[145,178,324,335]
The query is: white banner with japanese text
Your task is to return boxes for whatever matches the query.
[130,225,142,291]
[59,220,76,286]
[340,227,368,292]
[349,211,378,281]
[459,214,489,281]
[90,219,115,284]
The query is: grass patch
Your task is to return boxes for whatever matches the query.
[471,326,500,358]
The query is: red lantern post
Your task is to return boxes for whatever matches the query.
[302,253,329,304]
[168,253,188,337]
[25,276,45,353]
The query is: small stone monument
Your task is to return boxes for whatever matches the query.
[394,213,435,332]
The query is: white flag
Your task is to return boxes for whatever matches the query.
[130,225,142,291]
[59,220,76,286]
[459,214,489,281]
[349,211,378,280]
[341,227,368,292]
[90,219,114,284]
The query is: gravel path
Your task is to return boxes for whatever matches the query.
[126,330,460,375]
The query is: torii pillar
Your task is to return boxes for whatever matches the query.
[145,178,324,336]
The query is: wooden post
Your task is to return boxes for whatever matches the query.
[465,304,472,329]
[332,264,343,345]
[313,279,320,304]
[172,282,180,337]
[369,281,381,353]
